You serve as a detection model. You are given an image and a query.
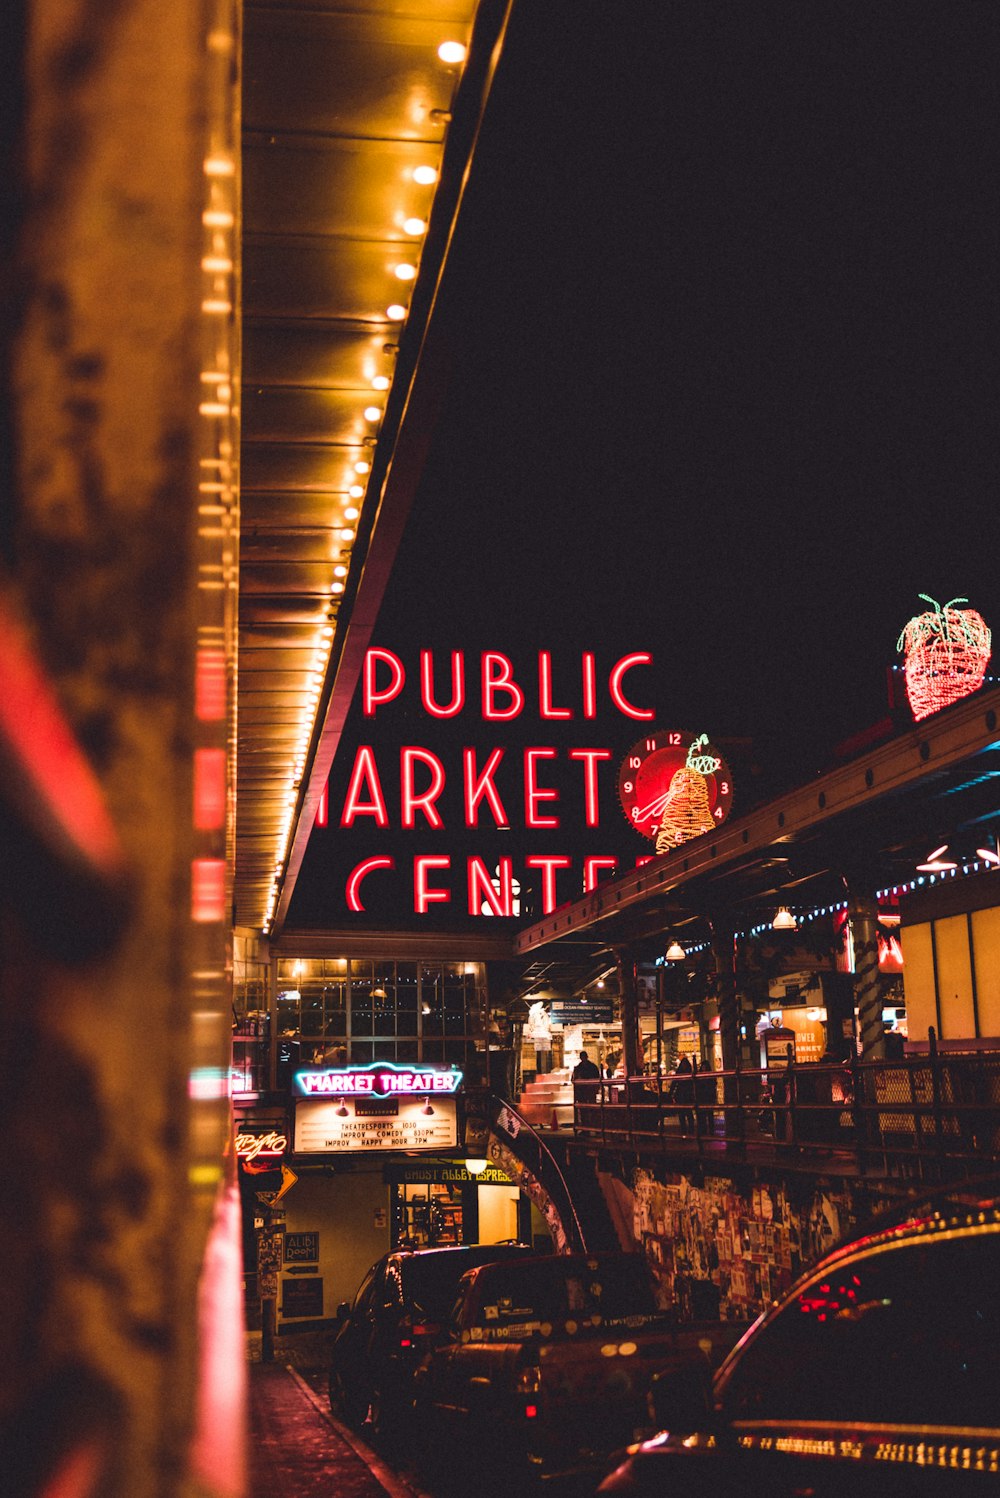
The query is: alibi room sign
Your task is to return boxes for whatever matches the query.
[314,647,735,922]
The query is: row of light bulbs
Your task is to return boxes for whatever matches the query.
[263,38,469,932]
[661,848,1000,962]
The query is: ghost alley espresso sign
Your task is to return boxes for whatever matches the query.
[327,648,733,917]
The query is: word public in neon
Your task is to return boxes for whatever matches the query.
[294,1061,463,1098]
[362,649,653,721]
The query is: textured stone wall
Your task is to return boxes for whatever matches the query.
[1,0,236,1493]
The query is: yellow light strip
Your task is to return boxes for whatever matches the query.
[261,35,470,934]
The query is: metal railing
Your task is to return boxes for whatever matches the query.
[484,1094,590,1252]
[572,1049,1000,1182]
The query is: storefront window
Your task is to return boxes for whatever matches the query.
[274,956,486,1070]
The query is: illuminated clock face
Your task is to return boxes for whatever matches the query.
[618,730,734,850]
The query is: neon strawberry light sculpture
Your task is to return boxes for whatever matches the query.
[897,594,991,722]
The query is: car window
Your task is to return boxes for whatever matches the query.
[399,1248,531,1318]
[382,1263,404,1310]
[720,1227,1000,1429]
[471,1256,656,1329]
[351,1261,383,1314]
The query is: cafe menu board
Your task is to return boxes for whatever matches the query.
[294,1095,458,1154]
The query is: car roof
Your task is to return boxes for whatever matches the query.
[819,1174,1000,1265]
[389,1243,533,1263]
[715,1175,1000,1385]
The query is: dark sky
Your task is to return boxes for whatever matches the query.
[289,1,998,929]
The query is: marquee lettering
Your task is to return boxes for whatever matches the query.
[344,852,640,915]
[335,648,672,917]
[361,648,653,721]
[294,1063,463,1098]
[340,744,616,829]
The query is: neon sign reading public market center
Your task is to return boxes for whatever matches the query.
[336,648,676,917]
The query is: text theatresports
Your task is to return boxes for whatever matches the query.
[336,648,656,916]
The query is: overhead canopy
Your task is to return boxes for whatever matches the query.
[236,0,511,933]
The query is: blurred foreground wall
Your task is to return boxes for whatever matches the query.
[1,0,242,1494]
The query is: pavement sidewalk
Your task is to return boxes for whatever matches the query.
[249,1361,421,1498]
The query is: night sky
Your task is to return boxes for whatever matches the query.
[289,1,999,930]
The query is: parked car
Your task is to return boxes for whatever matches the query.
[598,1181,1000,1496]
[328,1241,537,1439]
[412,1251,746,1488]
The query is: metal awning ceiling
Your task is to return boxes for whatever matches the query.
[514,686,1000,962]
[236,0,510,931]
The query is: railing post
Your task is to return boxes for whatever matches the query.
[849,1037,866,1173]
[929,1025,945,1164]
[732,1047,745,1146]
[691,1058,703,1152]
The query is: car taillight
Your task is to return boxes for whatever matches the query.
[399,1320,440,1350]
[524,1404,539,1420]
[411,1321,441,1338]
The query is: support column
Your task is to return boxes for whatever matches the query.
[616,947,643,1078]
[710,913,740,1073]
[2,0,238,1492]
[848,887,884,1061]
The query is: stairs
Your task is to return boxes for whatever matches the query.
[548,1139,624,1252]
[517,1068,574,1129]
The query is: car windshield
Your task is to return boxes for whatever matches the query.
[471,1255,657,1328]
[400,1248,531,1318]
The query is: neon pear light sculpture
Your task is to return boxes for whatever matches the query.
[897,595,991,722]
[655,735,721,852]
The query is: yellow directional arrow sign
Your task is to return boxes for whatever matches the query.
[272,1164,298,1205]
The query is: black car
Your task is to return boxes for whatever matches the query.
[599,1182,1000,1496]
[328,1241,537,1439]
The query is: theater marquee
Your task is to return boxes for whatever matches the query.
[293,1063,461,1154]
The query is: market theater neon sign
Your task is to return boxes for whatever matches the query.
[340,648,659,916]
[295,1063,463,1097]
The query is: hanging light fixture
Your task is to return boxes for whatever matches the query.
[772,907,797,931]
[464,1157,488,1176]
[665,940,686,961]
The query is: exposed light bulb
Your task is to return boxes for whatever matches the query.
[354,461,370,474]
[413,165,437,186]
[403,216,426,236]
[394,263,416,281]
[437,41,467,64]
[364,405,382,421]
[371,375,390,390]
[386,303,406,321]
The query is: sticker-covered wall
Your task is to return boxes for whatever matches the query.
[631,1168,884,1322]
